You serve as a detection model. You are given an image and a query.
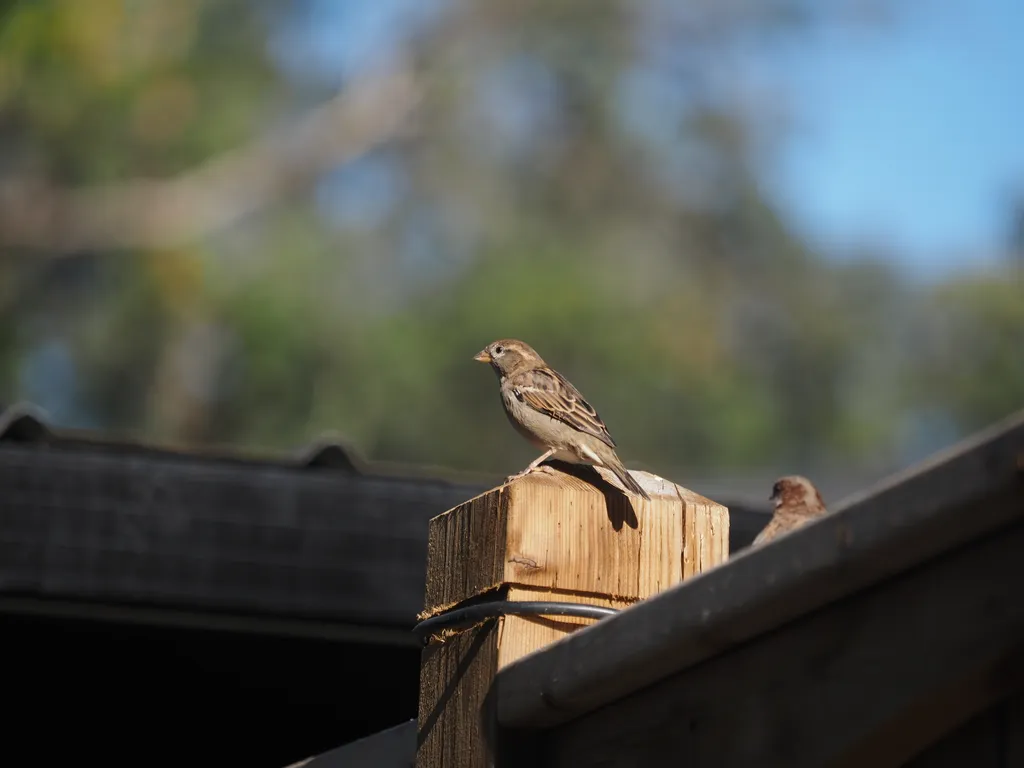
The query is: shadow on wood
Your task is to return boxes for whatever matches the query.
[542,460,639,530]
[416,620,499,754]
[415,468,729,768]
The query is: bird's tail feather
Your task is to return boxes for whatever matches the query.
[607,460,650,501]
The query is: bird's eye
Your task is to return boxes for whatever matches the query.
[494,345,504,355]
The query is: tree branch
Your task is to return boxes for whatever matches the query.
[0,65,422,253]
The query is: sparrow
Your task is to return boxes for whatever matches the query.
[474,338,650,501]
[752,475,828,546]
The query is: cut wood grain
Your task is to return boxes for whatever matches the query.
[415,464,729,768]
[421,463,728,615]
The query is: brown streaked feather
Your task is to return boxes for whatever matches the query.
[506,366,617,449]
[752,513,801,546]
[755,475,829,546]
[603,455,650,500]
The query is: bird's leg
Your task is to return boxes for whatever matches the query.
[504,448,556,484]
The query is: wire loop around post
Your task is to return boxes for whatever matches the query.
[412,600,619,644]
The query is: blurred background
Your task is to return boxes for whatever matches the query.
[1,0,1022,502]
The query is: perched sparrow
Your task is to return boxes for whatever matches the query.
[752,475,828,546]
[474,338,650,501]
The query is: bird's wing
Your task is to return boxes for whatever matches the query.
[752,516,785,546]
[509,367,617,448]
[753,512,808,546]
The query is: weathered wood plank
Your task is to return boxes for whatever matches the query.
[416,466,729,768]
[417,620,501,768]
[515,513,1024,767]
[422,465,728,615]
[497,409,1024,729]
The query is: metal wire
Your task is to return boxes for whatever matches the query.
[413,600,619,644]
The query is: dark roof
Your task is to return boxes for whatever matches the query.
[496,407,1024,729]
[0,403,483,642]
[0,402,770,641]
[0,400,432,476]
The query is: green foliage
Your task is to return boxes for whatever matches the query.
[1,0,1020,481]
[912,267,1024,431]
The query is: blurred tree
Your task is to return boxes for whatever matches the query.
[0,0,1018,483]
[1007,194,1024,265]
[911,268,1024,433]
[907,203,1024,438]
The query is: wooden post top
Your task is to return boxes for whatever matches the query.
[421,464,729,617]
[416,464,730,767]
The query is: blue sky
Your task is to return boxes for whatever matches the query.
[766,0,1024,275]
[272,0,1024,279]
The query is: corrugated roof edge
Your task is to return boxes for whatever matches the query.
[496,407,1024,730]
[0,401,497,487]
[0,402,773,521]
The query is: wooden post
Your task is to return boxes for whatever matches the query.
[414,464,729,767]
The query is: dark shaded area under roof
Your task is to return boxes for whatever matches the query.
[284,720,415,768]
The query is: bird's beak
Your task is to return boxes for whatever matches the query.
[473,349,492,363]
